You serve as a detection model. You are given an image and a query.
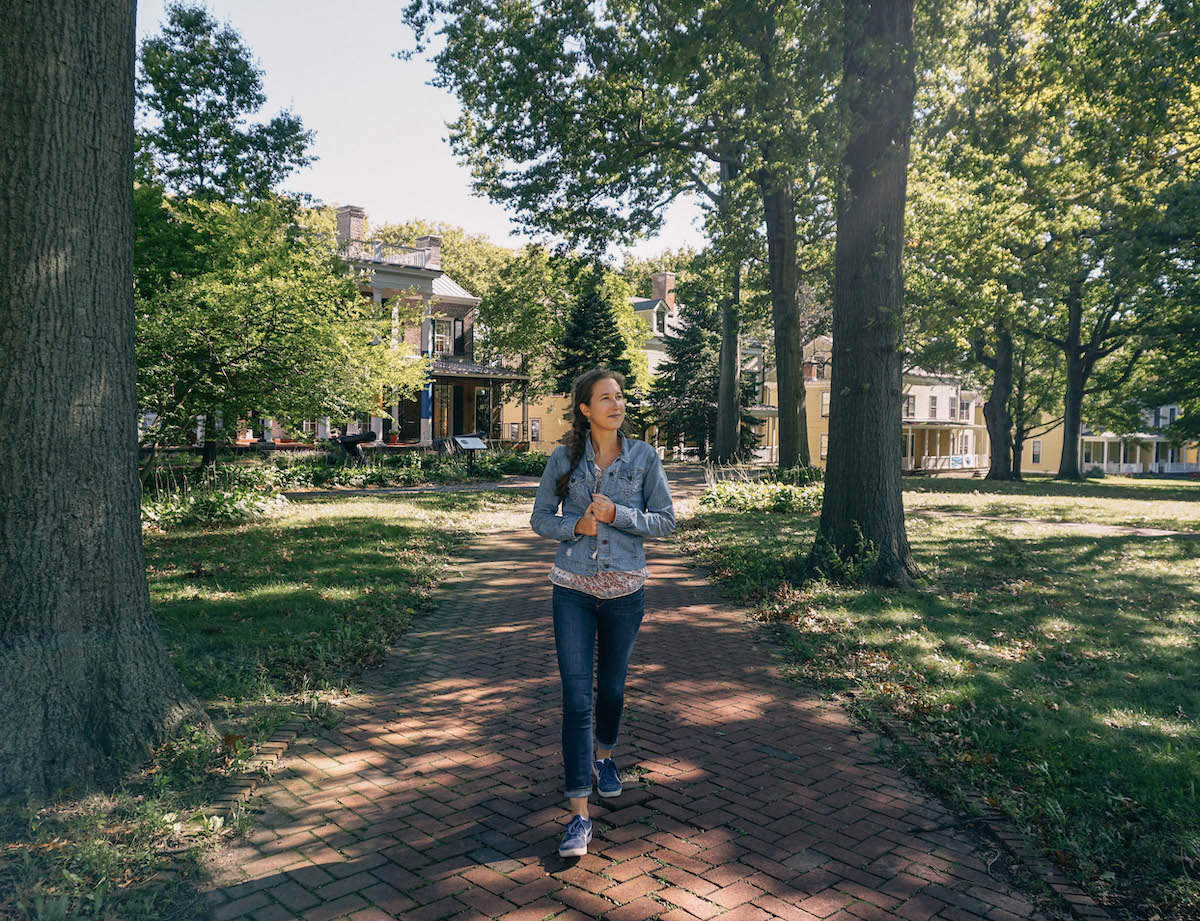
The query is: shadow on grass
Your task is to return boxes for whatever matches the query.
[678,508,1200,918]
[903,473,1200,504]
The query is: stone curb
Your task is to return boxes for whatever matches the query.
[853,701,1113,921]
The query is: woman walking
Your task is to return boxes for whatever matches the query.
[530,368,675,858]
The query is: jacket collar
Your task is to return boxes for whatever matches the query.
[583,429,630,464]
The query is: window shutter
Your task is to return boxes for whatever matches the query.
[453,319,464,356]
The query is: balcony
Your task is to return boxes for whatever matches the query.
[341,239,430,269]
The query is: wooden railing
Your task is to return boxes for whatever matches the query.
[342,239,429,268]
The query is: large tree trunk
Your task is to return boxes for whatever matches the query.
[714,260,742,464]
[1056,279,1086,480]
[761,175,810,468]
[810,0,918,587]
[0,0,208,799]
[1058,352,1085,479]
[978,325,1014,480]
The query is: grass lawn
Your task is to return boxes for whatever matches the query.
[0,490,531,921]
[677,492,1200,921]
[903,473,1200,532]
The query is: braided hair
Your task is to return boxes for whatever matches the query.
[555,368,626,497]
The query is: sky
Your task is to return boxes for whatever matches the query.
[135,0,707,263]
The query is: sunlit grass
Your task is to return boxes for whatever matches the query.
[903,474,1200,531]
[677,502,1200,920]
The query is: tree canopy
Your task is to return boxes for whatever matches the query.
[135,195,427,448]
[137,2,313,199]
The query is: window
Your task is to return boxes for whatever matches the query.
[816,360,827,380]
[960,399,971,419]
[819,433,829,461]
[1169,406,1178,425]
[961,433,970,456]
[904,395,916,417]
[1031,440,1041,464]
[820,390,831,417]
[530,419,541,443]
[433,319,452,356]
[508,422,520,441]
[1083,442,1094,464]
[929,395,938,418]
[949,399,957,420]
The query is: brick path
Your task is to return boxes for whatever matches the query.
[203,505,1052,921]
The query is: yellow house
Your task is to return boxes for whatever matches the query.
[1021,404,1200,475]
[754,337,991,472]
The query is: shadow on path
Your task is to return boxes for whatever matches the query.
[202,515,1053,921]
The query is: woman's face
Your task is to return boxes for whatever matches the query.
[582,376,625,430]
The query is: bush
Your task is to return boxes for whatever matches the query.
[1085,465,1107,478]
[765,464,825,486]
[142,484,288,529]
[699,481,824,514]
[477,450,548,477]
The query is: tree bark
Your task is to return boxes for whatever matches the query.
[1056,277,1086,480]
[810,0,918,587]
[1058,351,1086,479]
[975,324,1014,480]
[714,259,742,464]
[761,174,810,468]
[0,0,208,799]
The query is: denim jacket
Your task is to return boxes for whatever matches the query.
[530,432,675,575]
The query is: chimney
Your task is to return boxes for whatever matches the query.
[336,205,365,242]
[415,234,442,270]
[651,271,676,311]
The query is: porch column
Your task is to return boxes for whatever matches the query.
[259,418,274,443]
[316,417,329,439]
[420,305,433,446]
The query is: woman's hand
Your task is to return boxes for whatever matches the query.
[589,493,617,524]
[574,508,598,536]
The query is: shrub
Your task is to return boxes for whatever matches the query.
[477,450,548,477]
[764,465,825,486]
[1085,465,1107,478]
[699,481,824,514]
[142,484,288,530]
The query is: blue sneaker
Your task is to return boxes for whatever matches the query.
[558,814,592,858]
[592,757,623,798]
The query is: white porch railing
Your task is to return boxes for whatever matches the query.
[1155,462,1200,474]
[342,240,430,268]
[917,454,987,471]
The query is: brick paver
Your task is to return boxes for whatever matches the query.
[204,476,1052,920]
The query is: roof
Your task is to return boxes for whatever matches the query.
[432,274,480,304]
[629,297,663,311]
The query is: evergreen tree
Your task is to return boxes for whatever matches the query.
[649,267,762,461]
[554,263,634,393]
[650,301,721,460]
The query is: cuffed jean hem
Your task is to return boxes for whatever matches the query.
[564,787,592,799]
[595,737,617,750]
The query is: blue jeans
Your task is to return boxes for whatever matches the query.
[552,584,645,798]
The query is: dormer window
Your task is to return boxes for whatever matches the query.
[657,307,667,334]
